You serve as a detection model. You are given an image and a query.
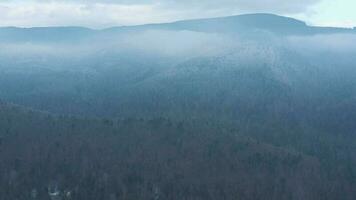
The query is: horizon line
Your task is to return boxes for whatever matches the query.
[0,13,355,30]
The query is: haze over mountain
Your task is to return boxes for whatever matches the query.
[1,13,356,200]
[0,14,355,43]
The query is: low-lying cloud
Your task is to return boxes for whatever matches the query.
[288,34,356,54]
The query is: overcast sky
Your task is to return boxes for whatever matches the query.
[0,0,355,28]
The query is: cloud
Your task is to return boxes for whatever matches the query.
[0,2,166,28]
[41,0,321,13]
[167,0,320,13]
[288,34,356,53]
[119,30,232,57]
[0,0,321,28]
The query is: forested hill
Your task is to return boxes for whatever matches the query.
[0,101,330,200]
[1,13,356,200]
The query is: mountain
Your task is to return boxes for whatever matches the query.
[107,13,354,35]
[1,13,356,199]
[0,13,355,43]
[105,13,310,34]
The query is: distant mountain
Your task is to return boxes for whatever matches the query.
[106,13,309,34]
[106,13,319,35]
[0,26,94,43]
[0,13,355,43]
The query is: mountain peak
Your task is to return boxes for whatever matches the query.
[231,13,306,26]
[131,13,309,35]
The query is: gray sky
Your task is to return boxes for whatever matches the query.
[0,0,355,28]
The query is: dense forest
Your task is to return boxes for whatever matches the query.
[1,14,356,199]
[0,101,354,200]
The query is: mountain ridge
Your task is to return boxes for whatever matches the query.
[0,13,355,42]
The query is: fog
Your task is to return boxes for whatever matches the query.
[288,34,356,53]
[1,27,356,67]
[0,30,233,58]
